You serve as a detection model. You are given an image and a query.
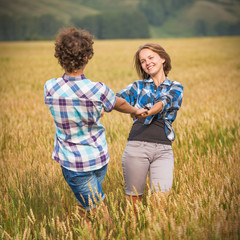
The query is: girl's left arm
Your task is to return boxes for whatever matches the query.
[141,81,183,118]
[140,101,163,118]
[157,81,183,113]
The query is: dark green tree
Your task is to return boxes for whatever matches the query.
[0,14,63,41]
[71,10,150,39]
[35,14,63,39]
[194,20,207,36]
[138,0,195,26]
[72,14,101,38]
[215,21,240,36]
[139,0,167,26]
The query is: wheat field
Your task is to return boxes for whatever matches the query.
[0,36,239,239]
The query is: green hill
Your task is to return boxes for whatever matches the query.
[0,0,239,39]
[0,0,139,23]
[151,0,240,38]
[0,0,99,23]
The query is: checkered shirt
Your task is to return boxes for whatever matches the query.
[44,74,116,172]
[116,77,183,141]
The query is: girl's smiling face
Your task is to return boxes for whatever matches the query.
[139,48,165,78]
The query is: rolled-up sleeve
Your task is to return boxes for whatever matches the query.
[100,83,116,112]
[116,81,139,106]
[157,81,183,113]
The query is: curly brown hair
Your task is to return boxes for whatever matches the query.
[54,27,94,73]
[134,43,171,79]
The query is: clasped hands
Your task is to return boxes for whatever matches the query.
[131,108,151,120]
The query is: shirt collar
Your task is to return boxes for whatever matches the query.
[144,77,171,86]
[62,73,86,81]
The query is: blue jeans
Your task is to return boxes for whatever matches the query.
[61,164,108,211]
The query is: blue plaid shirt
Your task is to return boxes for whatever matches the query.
[44,74,116,172]
[116,77,183,141]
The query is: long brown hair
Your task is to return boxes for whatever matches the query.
[134,43,171,79]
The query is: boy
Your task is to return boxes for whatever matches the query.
[44,27,146,214]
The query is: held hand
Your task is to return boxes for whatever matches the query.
[140,111,150,118]
[131,108,148,120]
[139,109,155,118]
[137,102,163,119]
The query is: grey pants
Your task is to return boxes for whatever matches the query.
[122,141,174,196]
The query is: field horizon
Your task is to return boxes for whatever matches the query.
[0,36,239,239]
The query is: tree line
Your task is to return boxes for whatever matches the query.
[138,0,240,36]
[138,0,195,26]
[71,10,150,39]
[0,10,150,41]
[0,14,63,41]
[0,0,239,41]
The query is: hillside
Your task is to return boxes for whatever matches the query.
[0,0,239,39]
[0,0,139,24]
[151,0,240,38]
[0,0,99,23]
